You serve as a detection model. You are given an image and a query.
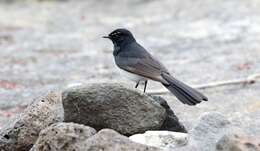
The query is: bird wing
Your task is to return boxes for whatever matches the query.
[117,55,169,83]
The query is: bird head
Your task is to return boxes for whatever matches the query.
[103,28,136,45]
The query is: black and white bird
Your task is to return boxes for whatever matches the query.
[103,28,208,105]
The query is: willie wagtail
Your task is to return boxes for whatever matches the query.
[103,28,208,105]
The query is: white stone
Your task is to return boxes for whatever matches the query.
[129,131,188,150]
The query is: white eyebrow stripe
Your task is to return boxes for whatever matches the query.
[111,32,120,36]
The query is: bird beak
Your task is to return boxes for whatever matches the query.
[102,35,110,39]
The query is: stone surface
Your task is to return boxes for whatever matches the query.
[151,96,187,133]
[32,128,161,151]
[129,131,188,149]
[62,83,166,136]
[0,91,64,151]
[190,112,231,142]
[83,129,162,151]
[30,122,97,151]
[216,133,260,151]
[186,112,234,151]
[169,112,249,151]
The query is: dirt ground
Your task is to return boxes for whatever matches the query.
[0,0,259,136]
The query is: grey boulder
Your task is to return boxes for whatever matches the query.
[82,129,162,151]
[32,127,161,151]
[186,112,234,151]
[170,112,253,151]
[0,91,64,151]
[30,122,97,151]
[190,112,231,143]
[62,83,167,136]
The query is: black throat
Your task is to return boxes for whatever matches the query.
[112,38,135,56]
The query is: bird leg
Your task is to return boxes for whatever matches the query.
[135,81,139,88]
[143,80,148,93]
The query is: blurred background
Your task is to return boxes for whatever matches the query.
[0,0,259,136]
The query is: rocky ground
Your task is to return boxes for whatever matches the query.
[0,0,259,139]
[0,85,259,151]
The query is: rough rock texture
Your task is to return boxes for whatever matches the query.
[30,122,97,151]
[216,133,260,151]
[32,127,161,151]
[0,92,64,151]
[62,83,166,136]
[83,129,161,151]
[170,112,259,151]
[151,96,187,133]
[185,112,235,151]
[129,131,188,149]
[190,112,232,143]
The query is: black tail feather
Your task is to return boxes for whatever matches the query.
[161,72,208,105]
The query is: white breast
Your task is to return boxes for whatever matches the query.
[119,69,147,83]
